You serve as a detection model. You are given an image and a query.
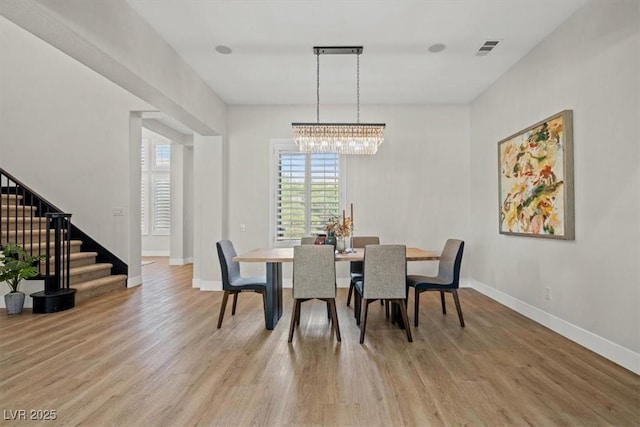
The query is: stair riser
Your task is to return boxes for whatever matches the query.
[75,278,126,304]
[23,243,82,256]
[0,194,23,202]
[0,218,48,228]
[70,268,111,285]
[1,206,38,215]
[42,256,97,270]
[1,231,65,245]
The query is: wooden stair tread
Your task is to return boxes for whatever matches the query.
[73,274,127,291]
[43,251,98,262]
[0,194,23,202]
[23,239,82,249]
[70,263,113,275]
[0,216,46,222]
[68,251,99,260]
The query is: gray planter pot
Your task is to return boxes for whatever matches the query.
[5,291,26,315]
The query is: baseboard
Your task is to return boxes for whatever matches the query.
[468,278,640,375]
[199,280,222,291]
[169,257,193,265]
[141,251,170,256]
[127,275,142,288]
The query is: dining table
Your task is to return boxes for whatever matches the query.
[233,246,440,330]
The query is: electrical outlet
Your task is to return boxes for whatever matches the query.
[240,223,246,232]
[545,287,551,301]
[112,207,124,216]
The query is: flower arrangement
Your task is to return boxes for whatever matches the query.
[0,244,45,293]
[325,214,353,238]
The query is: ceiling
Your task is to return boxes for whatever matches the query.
[126,0,588,105]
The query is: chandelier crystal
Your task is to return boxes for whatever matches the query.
[291,123,384,155]
[292,46,385,155]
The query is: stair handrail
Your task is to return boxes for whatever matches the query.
[1,168,63,263]
[45,213,73,293]
[0,167,127,278]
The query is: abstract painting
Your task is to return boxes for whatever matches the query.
[498,110,574,239]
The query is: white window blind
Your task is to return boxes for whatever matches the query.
[141,176,148,235]
[152,176,170,234]
[141,137,171,236]
[273,143,343,244]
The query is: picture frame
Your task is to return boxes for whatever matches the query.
[498,110,574,239]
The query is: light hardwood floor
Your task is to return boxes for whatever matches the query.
[1,258,638,426]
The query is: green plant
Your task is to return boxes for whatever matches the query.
[0,244,45,293]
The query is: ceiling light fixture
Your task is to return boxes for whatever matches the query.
[215,45,232,54]
[292,46,385,155]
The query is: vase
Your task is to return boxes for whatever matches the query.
[4,291,25,315]
[336,237,346,253]
[325,234,337,248]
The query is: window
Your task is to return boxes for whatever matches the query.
[141,137,171,235]
[271,140,346,246]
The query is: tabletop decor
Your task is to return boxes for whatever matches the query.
[1,244,46,314]
[325,212,353,253]
[498,110,574,239]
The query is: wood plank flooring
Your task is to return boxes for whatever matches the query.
[1,257,638,426]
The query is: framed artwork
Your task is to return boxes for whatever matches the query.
[498,110,574,239]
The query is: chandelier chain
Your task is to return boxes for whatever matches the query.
[316,52,320,123]
[356,53,360,123]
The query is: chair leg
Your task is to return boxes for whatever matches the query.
[452,289,465,328]
[414,289,420,327]
[296,299,301,326]
[217,290,230,329]
[326,301,331,321]
[397,299,413,342]
[440,291,447,314]
[346,281,354,307]
[231,292,239,315]
[359,299,370,344]
[288,300,299,342]
[385,300,390,319]
[355,292,362,325]
[328,299,341,342]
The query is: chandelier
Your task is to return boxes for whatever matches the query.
[292,46,385,155]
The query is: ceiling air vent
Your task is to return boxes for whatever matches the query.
[476,40,500,56]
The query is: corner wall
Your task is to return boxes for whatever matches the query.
[226,104,471,282]
[0,16,151,265]
[469,0,639,371]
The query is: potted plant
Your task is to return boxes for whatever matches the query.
[0,244,45,314]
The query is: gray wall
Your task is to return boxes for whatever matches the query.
[469,0,639,362]
[226,104,471,281]
[0,16,150,271]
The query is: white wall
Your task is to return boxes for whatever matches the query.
[226,104,471,282]
[0,0,226,136]
[469,0,639,369]
[0,17,151,266]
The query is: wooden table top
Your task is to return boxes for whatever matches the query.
[233,247,439,263]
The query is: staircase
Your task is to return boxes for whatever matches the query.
[1,193,127,306]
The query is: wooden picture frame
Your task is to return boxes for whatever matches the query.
[498,110,574,239]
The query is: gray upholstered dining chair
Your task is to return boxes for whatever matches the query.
[216,240,271,329]
[406,239,465,327]
[346,236,380,307]
[354,244,412,344]
[288,244,341,343]
[300,236,316,245]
